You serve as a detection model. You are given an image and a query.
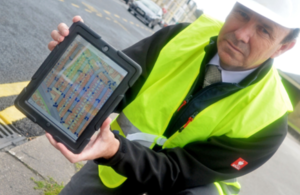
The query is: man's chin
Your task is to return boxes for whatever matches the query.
[219,51,234,63]
[218,52,243,70]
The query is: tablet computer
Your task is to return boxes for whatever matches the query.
[15,21,141,154]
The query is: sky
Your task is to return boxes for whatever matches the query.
[193,0,300,75]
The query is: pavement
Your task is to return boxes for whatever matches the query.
[0,135,75,195]
[1,123,300,195]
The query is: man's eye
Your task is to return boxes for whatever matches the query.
[262,28,269,35]
[237,11,249,19]
[259,26,270,35]
[234,10,249,21]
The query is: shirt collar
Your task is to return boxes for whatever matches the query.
[208,54,258,84]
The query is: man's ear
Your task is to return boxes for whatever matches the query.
[271,40,296,58]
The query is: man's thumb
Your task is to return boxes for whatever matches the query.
[99,117,112,135]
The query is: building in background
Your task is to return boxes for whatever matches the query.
[153,0,202,25]
[279,70,300,135]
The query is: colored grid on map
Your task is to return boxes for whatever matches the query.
[30,36,127,140]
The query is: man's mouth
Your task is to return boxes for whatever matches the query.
[226,40,243,54]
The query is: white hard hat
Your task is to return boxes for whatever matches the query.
[237,0,300,29]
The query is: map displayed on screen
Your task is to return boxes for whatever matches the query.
[28,35,127,140]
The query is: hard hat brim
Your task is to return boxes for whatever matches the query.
[237,0,299,29]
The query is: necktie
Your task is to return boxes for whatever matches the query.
[202,65,222,88]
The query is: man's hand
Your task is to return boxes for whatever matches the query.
[48,16,84,51]
[46,117,120,163]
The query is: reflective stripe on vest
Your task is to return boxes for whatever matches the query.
[127,133,167,147]
[219,179,241,195]
[116,112,167,148]
[98,14,293,189]
[214,179,241,195]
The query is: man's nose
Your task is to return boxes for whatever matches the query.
[234,23,254,44]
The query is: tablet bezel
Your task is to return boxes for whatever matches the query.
[15,21,141,154]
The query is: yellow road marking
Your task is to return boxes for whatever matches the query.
[82,2,98,13]
[85,9,92,13]
[130,21,134,25]
[0,117,7,126]
[0,81,29,98]
[0,106,26,125]
[122,18,127,22]
[114,14,120,18]
[104,10,111,15]
[135,24,139,27]
[59,0,64,2]
[72,3,80,8]
[114,20,129,33]
[106,17,111,20]
[97,13,103,17]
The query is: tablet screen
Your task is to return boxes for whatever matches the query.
[28,35,127,141]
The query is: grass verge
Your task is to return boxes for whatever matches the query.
[31,177,64,195]
[75,162,85,172]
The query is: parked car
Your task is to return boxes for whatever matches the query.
[128,0,163,29]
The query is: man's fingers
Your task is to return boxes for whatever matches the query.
[45,133,60,150]
[56,143,81,163]
[72,15,84,23]
[46,133,83,163]
[57,23,69,37]
[48,16,83,51]
[48,41,58,51]
[51,30,65,42]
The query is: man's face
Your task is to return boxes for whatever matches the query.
[217,3,292,71]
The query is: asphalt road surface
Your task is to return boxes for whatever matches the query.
[0,0,300,194]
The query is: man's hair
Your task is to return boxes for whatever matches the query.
[282,28,300,43]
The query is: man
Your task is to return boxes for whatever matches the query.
[47,0,299,194]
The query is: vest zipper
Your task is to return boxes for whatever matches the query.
[179,111,199,132]
[166,84,218,135]
[177,95,193,112]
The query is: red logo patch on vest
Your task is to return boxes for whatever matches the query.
[231,158,248,170]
